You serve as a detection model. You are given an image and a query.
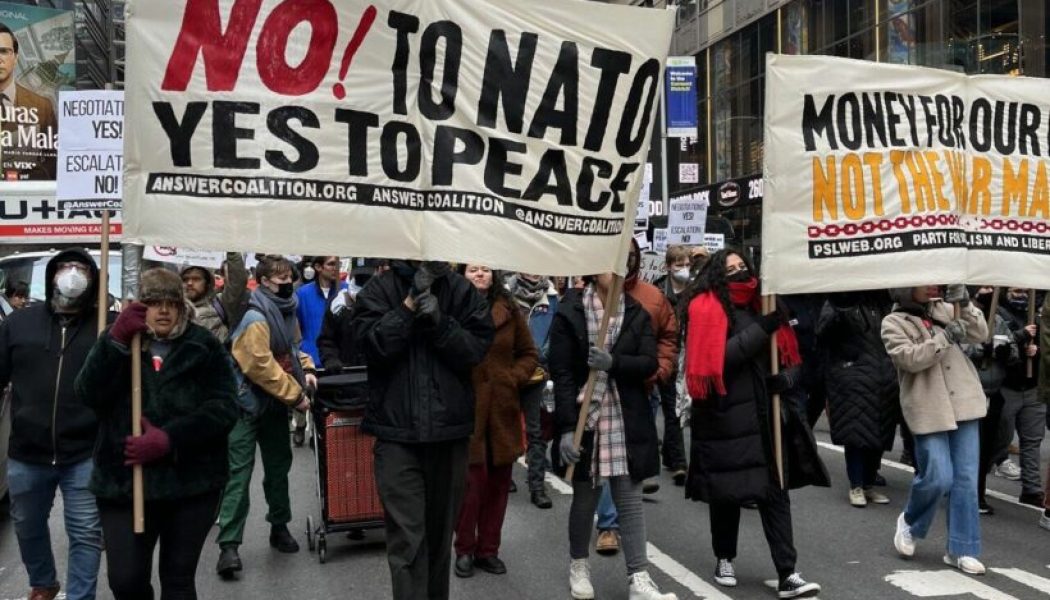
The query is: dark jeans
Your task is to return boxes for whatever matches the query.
[710,487,798,580]
[658,379,687,470]
[98,490,221,600]
[844,446,883,488]
[374,438,469,600]
[521,384,549,492]
[978,392,1005,503]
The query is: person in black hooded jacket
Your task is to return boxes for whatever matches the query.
[350,260,494,600]
[0,247,111,600]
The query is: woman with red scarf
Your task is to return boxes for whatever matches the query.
[681,250,828,599]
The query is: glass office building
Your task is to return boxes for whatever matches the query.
[665,0,1048,257]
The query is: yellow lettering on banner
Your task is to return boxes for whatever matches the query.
[813,156,837,221]
[944,151,969,213]
[904,151,936,212]
[968,157,992,216]
[924,151,951,211]
[1029,161,1050,219]
[863,152,885,216]
[841,153,865,220]
[1001,158,1028,217]
[890,150,913,214]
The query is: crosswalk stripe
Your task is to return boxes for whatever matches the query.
[885,569,1019,599]
[647,542,735,600]
[990,567,1050,594]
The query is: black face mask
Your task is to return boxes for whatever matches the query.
[727,270,751,283]
[974,292,993,308]
[354,274,371,287]
[276,282,295,299]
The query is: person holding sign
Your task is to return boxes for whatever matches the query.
[680,250,825,598]
[882,285,988,575]
[549,273,677,600]
[0,248,108,600]
[351,260,494,600]
[452,265,538,578]
[75,269,238,600]
[181,251,249,343]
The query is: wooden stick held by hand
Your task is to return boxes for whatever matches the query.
[131,333,145,534]
[564,275,624,483]
[1027,290,1036,379]
[98,211,111,336]
[763,295,785,489]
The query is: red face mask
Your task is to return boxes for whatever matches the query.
[727,277,759,306]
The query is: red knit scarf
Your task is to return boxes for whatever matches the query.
[685,278,802,401]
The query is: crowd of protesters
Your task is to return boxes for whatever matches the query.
[1,245,1049,600]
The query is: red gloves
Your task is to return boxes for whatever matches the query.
[111,302,148,346]
[124,418,171,466]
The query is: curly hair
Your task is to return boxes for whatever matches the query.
[678,248,756,336]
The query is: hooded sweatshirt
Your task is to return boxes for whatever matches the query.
[0,248,112,466]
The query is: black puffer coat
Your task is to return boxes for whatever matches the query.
[816,292,899,450]
[550,290,659,483]
[686,304,829,504]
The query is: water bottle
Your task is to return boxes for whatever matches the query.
[542,380,555,413]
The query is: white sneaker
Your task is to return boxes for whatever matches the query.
[864,488,891,505]
[849,487,867,507]
[569,559,594,600]
[1040,512,1050,531]
[994,459,1021,480]
[628,571,678,600]
[894,512,915,557]
[713,558,737,587]
[943,554,986,575]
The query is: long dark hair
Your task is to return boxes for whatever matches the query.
[458,264,512,307]
[678,248,756,335]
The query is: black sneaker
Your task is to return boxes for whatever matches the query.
[269,524,300,553]
[454,555,474,578]
[531,490,553,509]
[672,469,687,487]
[978,500,994,515]
[778,573,821,598]
[509,480,517,493]
[642,479,660,494]
[1019,492,1045,507]
[874,473,887,486]
[292,426,306,447]
[216,545,242,577]
[713,558,736,587]
[474,556,507,575]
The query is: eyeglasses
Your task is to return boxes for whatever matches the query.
[0,48,14,58]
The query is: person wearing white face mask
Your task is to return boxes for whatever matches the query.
[0,248,110,600]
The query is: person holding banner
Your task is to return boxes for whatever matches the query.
[882,285,989,575]
[550,272,677,600]
[351,260,494,600]
[680,249,825,599]
[215,255,317,577]
[181,251,249,343]
[75,269,238,600]
[452,264,537,578]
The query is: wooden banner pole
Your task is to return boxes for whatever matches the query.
[763,295,784,489]
[1027,290,1037,379]
[97,211,110,335]
[565,275,624,483]
[130,333,145,534]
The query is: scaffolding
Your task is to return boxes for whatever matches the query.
[11,0,124,89]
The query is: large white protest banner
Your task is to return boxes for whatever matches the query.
[122,0,675,276]
[56,90,124,210]
[763,54,1050,294]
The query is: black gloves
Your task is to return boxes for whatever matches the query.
[765,373,791,394]
[759,310,783,334]
[414,292,442,328]
[994,343,1012,361]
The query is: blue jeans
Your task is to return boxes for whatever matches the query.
[8,458,102,599]
[904,420,981,558]
[596,482,618,531]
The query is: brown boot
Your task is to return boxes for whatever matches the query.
[28,584,60,600]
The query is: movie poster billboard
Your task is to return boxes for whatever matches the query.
[0,1,74,181]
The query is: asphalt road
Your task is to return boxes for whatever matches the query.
[1,417,1049,600]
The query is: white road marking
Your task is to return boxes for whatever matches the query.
[515,457,573,495]
[815,442,1041,513]
[884,569,1019,599]
[990,568,1050,594]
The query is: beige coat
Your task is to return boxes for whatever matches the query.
[881,301,988,435]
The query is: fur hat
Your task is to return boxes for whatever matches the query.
[140,268,185,304]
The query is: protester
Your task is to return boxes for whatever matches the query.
[550,272,677,600]
[316,259,383,373]
[5,279,28,311]
[780,294,829,429]
[180,252,249,343]
[883,284,988,575]
[507,272,560,510]
[994,287,1045,507]
[215,255,317,578]
[966,287,1014,515]
[816,291,898,507]
[681,249,825,598]
[453,265,538,578]
[351,260,494,600]
[0,248,107,600]
[76,269,238,600]
[593,240,680,556]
